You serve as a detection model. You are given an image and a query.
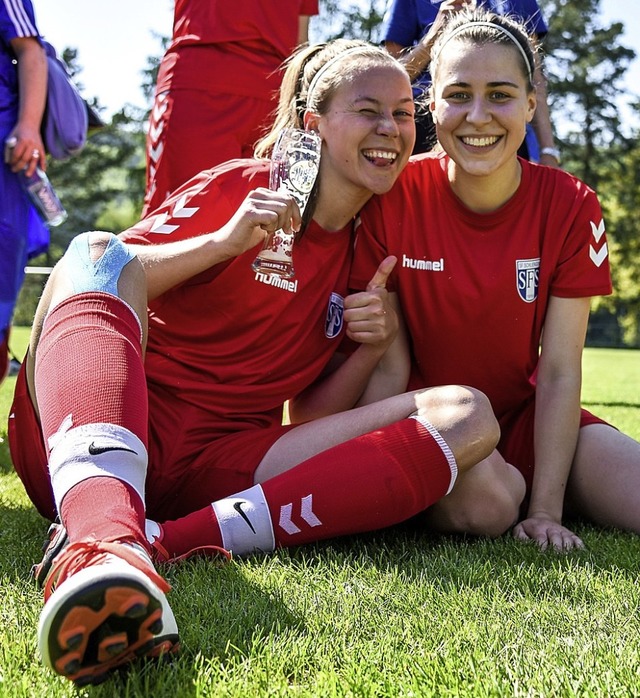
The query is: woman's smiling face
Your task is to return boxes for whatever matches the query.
[309,63,416,200]
[430,40,536,178]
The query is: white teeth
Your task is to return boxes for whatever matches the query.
[363,150,397,161]
[461,136,500,147]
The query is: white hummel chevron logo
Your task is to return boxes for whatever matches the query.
[590,243,608,267]
[148,121,163,143]
[149,195,200,235]
[148,141,164,164]
[590,219,605,243]
[279,503,300,534]
[151,95,168,123]
[149,213,177,235]
[172,194,199,218]
[301,494,322,526]
[278,494,323,535]
[589,219,607,267]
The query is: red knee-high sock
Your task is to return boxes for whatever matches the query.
[36,293,148,545]
[157,417,455,557]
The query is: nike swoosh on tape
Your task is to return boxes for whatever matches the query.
[88,443,138,456]
[233,501,256,534]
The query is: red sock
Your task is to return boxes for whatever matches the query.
[264,417,454,547]
[61,477,147,544]
[153,506,221,557]
[157,417,455,557]
[36,293,147,439]
[36,293,149,546]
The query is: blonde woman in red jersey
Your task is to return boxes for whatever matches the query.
[352,8,640,552]
[10,39,500,684]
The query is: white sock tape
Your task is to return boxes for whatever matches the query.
[212,484,275,556]
[48,420,148,511]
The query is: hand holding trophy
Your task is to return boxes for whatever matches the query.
[252,128,322,278]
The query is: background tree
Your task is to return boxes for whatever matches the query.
[538,0,640,346]
[538,0,635,188]
[310,0,390,42]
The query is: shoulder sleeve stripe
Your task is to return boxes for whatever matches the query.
[3,0,38,38]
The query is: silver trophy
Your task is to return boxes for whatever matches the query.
[252,128,322,278]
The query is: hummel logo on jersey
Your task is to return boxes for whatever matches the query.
[254,271,298,293]
[88,443,138,456]
[233,501,257,534]
[401,254,445,271]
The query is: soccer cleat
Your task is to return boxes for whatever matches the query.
[37,539,179,685]
[146,520,232,564]
[33,520,69,588]
[35,520,231,577]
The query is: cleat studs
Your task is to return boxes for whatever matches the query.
[120,592,149,618]
[142,608,163,632]
[75,672,108,687]
[98,632,128,662]
[108,643,127,657]
[124,601,147,618]
[62,631,84,650]
[59,625,84,649]
[148,618,163,634]
[61,656,81,676]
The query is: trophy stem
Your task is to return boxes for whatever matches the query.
[251,254,295,278]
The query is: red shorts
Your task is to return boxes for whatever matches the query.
[144,89,275,215]
[9,363,295,521]
[498,399,610,493]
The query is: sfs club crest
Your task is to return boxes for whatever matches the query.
[516,258,540,303]
[325,292,344,338]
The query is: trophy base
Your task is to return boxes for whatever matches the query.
[251,256,295,278]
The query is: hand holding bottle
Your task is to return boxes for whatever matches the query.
[5,136,67,227]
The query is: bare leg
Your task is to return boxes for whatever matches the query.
[420,451,526,537]
[567,423,640,532]
[254,384,500,482]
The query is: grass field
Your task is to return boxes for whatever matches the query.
[1,328,639,697]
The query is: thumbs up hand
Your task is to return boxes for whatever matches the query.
[344,256,398,348]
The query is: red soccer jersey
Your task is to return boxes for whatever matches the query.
[156,0,319,99]
[351,153,613,419]
[121,159,353,435]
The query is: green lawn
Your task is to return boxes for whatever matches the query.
[1,330,639,697]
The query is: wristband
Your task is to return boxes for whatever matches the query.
[540,147,561,162]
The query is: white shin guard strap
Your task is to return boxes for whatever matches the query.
[48,422,148,512]
[212,484,275,556]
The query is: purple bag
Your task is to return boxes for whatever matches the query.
[41,41,88,160]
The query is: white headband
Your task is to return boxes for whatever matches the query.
[433,21,534,83]
[306,46,372,107]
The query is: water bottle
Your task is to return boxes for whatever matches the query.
[19,166,68,227]
[4,136,67,227]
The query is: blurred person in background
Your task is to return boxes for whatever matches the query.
[1,0,49,384]
[143,0,319,214]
